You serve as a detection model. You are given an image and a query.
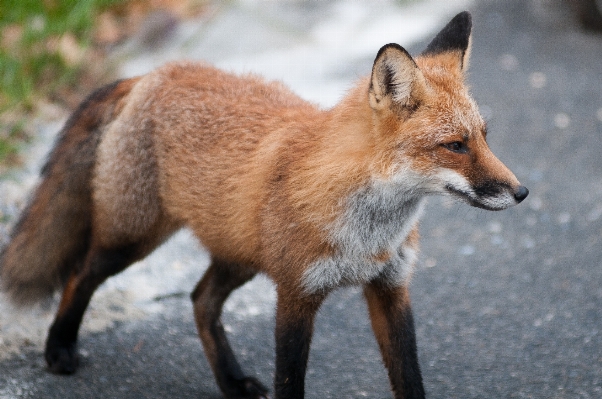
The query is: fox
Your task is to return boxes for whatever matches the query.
[0,11,527,399]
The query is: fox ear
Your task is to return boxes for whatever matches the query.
[422,11,472,70]
[369,43,425,112]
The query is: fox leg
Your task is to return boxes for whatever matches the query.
[364,282,425,399]
[45,243,143,374]
[273,289,324,399]
[191,260,268,399]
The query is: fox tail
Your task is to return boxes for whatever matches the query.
[0,78,138,304]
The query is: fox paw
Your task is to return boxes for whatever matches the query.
[225,377,270,399]
[45,340,79,375]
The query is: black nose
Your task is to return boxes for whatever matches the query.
[514,185,529,203]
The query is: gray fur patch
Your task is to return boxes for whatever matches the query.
[302,179,424,294]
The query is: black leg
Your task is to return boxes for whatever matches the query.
[273,289,324,399]
[45,244,141,374]
[364,282,425,399]
[191,260,268,399]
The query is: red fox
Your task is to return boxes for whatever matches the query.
[0,12,527,399]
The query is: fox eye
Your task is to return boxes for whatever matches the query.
[442,141,468,154]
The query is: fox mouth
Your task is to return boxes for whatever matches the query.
[445,184,521,211]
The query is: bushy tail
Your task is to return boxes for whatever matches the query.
[0,78,139,304]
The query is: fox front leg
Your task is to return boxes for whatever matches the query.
[364,282,425,399]
[273,288,325,399]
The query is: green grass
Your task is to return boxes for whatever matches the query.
[0,0,124,163]
[0,118,24,162]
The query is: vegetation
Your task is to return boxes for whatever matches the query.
[0,0,124,163]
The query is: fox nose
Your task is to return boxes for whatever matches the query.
[513,185,529,203]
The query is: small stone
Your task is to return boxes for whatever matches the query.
[557,213,571,224]
[499,54,518,71]
[459,245,475,256]
[488,221,502,233]
[554,113,570,129]
[529,197,543,211]
[529,72,547,88]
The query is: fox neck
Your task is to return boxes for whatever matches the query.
[329,179,425,258]
[309,78,426,256]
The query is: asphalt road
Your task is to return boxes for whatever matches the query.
[1,0,601,398]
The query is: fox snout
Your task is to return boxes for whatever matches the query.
[446,179,528,211]
[470,181,528,210]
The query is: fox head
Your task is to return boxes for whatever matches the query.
[368,11,528,211]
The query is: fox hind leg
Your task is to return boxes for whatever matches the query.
[45,243,146,374]
[191,260,268,399]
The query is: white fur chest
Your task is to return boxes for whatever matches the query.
[302,181,425,294]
